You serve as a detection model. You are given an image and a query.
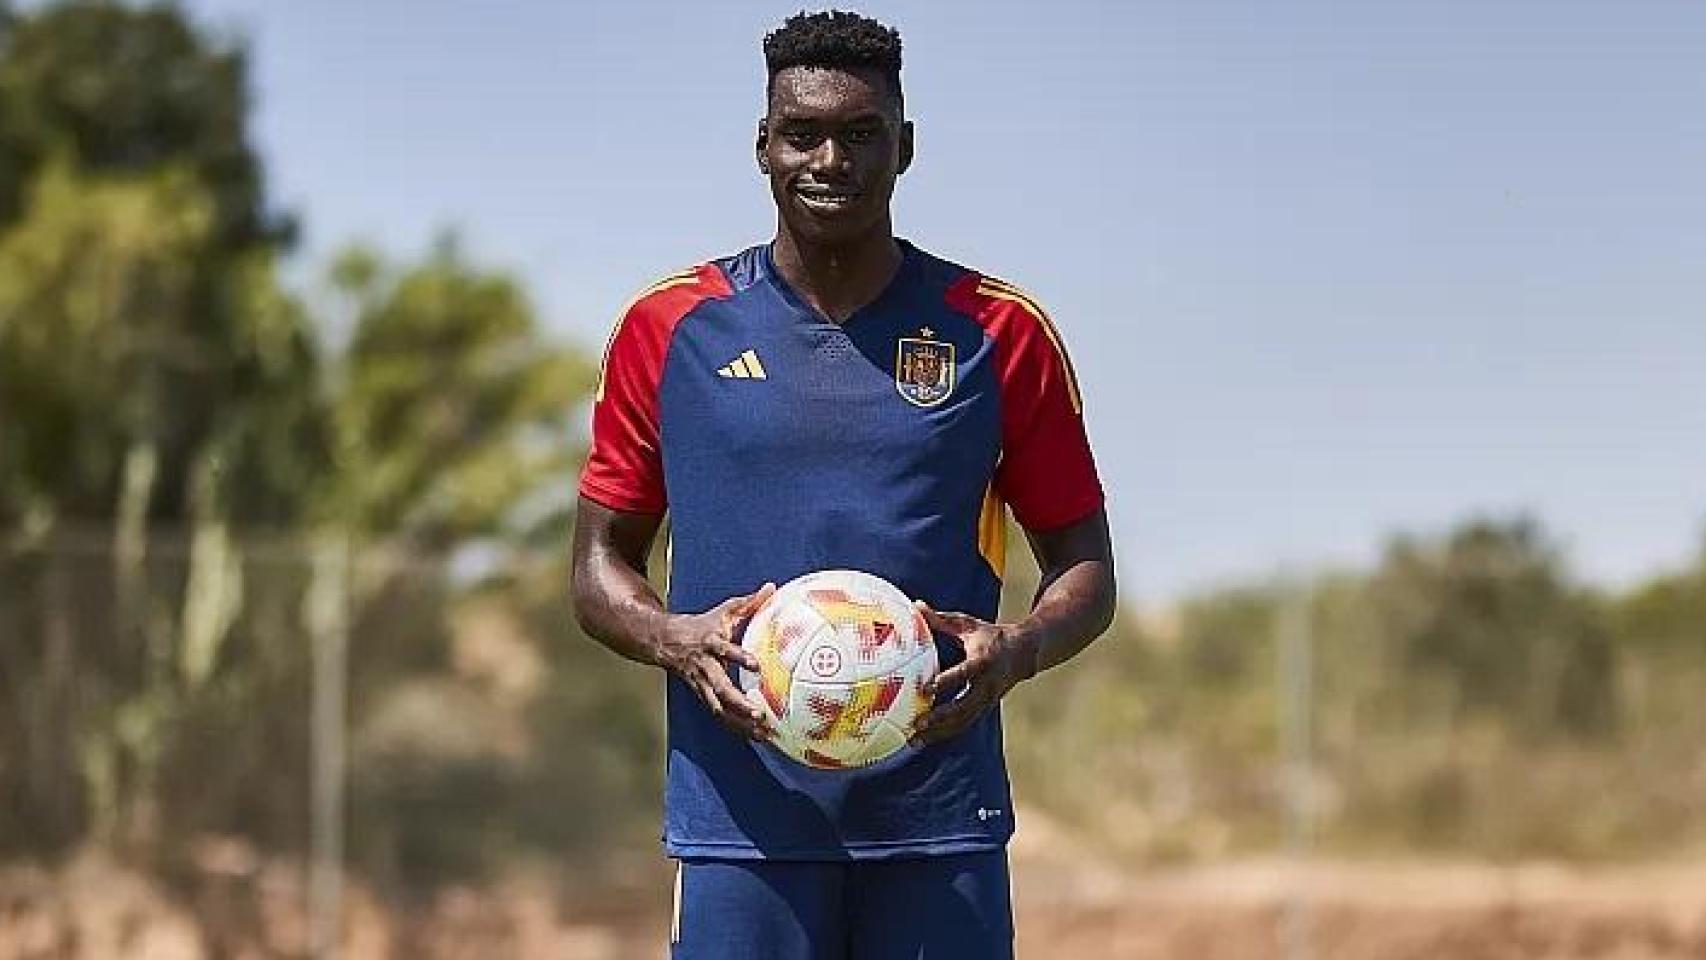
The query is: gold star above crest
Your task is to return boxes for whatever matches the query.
[919,327,935,338]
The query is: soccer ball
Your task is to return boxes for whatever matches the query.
[738,570,937,770]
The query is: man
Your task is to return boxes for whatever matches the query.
[571,11,1115,959]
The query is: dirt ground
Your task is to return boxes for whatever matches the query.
[1012,858,1706,960]
[5,840,1706,958]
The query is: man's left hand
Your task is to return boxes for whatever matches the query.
[909,600,1040,745]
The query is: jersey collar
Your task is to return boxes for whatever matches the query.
[760,238,919,328]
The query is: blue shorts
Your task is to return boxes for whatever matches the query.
[669,852,1014,960]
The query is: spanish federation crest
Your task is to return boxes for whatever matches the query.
[895,333,956,407]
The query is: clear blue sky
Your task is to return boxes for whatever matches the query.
[183,0,1706,604]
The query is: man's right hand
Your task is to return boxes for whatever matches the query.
[652,582,777,740]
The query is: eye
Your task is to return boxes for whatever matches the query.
[781,127,824,150]
[844,127,879,146]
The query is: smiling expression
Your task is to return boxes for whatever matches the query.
[758,66,914,246]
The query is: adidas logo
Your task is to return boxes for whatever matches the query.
[717,349,768,380]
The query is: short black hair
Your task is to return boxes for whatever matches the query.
[763,10,903,108]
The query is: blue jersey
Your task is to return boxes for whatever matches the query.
[581,240,1102,860]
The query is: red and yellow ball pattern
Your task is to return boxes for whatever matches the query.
[739,570,937,769]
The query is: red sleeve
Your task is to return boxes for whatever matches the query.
[579,265,729,514]
[947,274,1104,531]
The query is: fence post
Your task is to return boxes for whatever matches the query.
[307,533,351,960]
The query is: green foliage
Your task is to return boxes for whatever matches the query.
[4,0,1704,895]
[325,238,596,546]
[0,0,282,244]
[1368,517,1617,739]
[0,161,323,529]
[0,0,318,533]
[1004,514,1705,862]
[1611,535,1706,658]
[0,161,209,522]
[0,0,599,880]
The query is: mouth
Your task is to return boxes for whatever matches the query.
[794,184,862,214]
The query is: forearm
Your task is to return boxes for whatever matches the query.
[1013,557,1116,676]
[572,553,671,667]
[569,499,671,668]
[1009,508,1117,677]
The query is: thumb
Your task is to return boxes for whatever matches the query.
[914,599,968,636]
[730,581,777,619]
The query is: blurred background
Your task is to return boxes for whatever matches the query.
[1,1,1703,957]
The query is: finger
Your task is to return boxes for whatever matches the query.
[702,685,764,739]
[711,582,768,623]
[927,656,984,696]
[721,583,777,648]
[912,686,992,744]
[915,600,979,636]
[704,662,768,739]
[709,636,761,672]
[684,662,762,738]
[728,582,777,621]
[741,686,776,738]
[687,672,730,724]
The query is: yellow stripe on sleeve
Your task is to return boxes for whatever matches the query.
[595,268,701,401]
[975,280,1084,414]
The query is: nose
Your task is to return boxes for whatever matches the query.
[808,135,852,177]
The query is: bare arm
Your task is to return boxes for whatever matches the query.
[1016,503,1118,674]
[913,505,1116,743]
[570,495,775,738]
[569,496,671,667]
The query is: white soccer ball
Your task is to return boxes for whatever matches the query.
[738,570,938,770]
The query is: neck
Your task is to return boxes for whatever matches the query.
[770,223,902,324]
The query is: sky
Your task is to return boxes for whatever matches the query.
[177,0,1706,605]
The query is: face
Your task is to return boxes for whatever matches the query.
[758,66,913,246]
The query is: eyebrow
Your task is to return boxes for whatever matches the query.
[773,111,891,125]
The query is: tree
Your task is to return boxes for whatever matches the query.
[1611,532,1706,658]
[0,1,316,542]
[0,0,285,245]
[1368,516,1617,740]
[0,156,328,847]
[0,0,311,855]
[0,2,598,864]
[323,238,596,549]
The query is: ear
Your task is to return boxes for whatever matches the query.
[897,120,915,176]
[755,118,771,174]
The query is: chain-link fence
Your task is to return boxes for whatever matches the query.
[4,526,1705,958]
[0,527,668,957]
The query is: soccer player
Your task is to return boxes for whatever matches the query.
[571,11,1116,959]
